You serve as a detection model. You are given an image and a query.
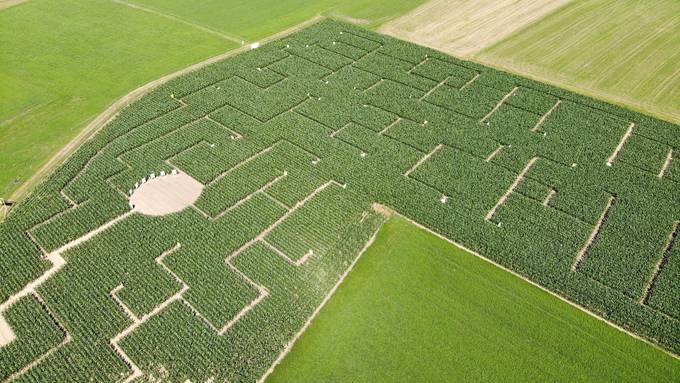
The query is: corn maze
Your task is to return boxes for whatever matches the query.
[1,20,679,381]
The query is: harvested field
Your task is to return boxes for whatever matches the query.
[478,0,680,124]
[380,0,569,57]
[0,20,678,382]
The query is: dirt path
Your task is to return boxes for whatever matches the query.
[8,15,324,206]
[0,0,28,12]
[0,211,131,350]
[380,0,570,57]
[485,156,538,221]
[0,314,14,346]
[571,195,616,271]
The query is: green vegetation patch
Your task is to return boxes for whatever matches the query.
[269,217,680,382]
[0,0,425,198]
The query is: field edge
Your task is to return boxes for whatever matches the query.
[4,15,326,209]
[471,55,680,126]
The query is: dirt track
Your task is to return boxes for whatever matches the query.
[380,0,569,57]
[8,15,324,205]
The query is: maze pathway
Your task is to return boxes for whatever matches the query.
[0,20,678,382]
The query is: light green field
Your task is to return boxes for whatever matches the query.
[0,0,424,199]
[476,0,680,125]
[0,0,234,198]
[127,0,424,38]
[268,217,680,382]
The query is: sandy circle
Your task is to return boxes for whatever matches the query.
[130,172,204,216]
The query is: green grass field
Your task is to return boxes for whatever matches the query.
[268,217,680,382]
[127,0,424,38]
[476,0,680,125]
[0,0,234,198]
[0,0,424,199]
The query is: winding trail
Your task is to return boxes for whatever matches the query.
[0,212,132,347]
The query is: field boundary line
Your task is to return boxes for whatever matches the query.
[0,0,28,12]
[258,214,384,382]
[386,211,680,361]
[7,15,326,206]
[112,0,244,44]
[472,55,680,125]
[260,206,680,382]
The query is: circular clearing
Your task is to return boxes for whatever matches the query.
[129,172,203,216]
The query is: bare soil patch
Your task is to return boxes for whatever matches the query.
[0,0,28,12]
[0,313,15,346]
[372,203,395,217]
[130,172,204,216]
[380,0,569,57]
